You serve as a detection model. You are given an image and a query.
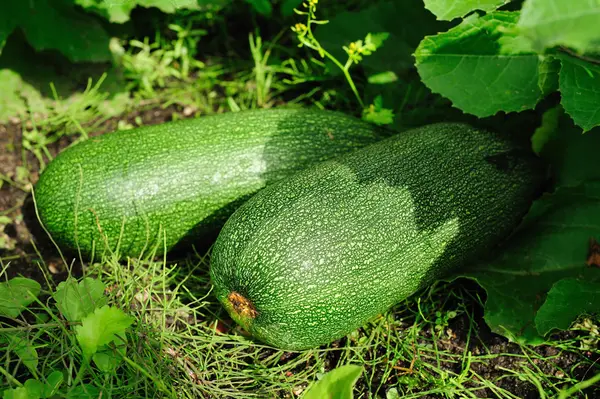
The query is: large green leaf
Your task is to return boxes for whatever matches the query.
[423,0,511,21]
[74,0,136,23]
[74,0,211,23]
[0,10,18,54]
[2,0,111,62]
[415,12,547,117]
[559,54,600,132]
[518,0,600,53]
[459,182,600,344]
[535,110,600,187]
[535,278,600,335]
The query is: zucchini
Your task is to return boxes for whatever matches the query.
[34,109,386,259]
[210,123,546,350]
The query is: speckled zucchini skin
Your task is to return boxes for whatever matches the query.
[210,123,546,350]
[34,109,386,259]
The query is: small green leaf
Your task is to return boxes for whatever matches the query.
[5,334,38,374]
[0,278,41,318]
[559,54,600,132]
[518,0,600,53]
[362,108,395,126]
[2,387,32,399]
[535,279,600,335]
[53,278,106,322]
[42,371,64,398]
[362,96,395,125]
[65,385,100,399]
[531,106,561,155]
[365,32,390,51]
[423,0,511,21]
[386,387,401,399]
[368,71,398,85]
[92,331,126,372]
[75,306,133,360]
[303,365,363,399]
[22,381,43,399]
[2,379,44,399]
[415,12,544,117]
[92,351,120,373]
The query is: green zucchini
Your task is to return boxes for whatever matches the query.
[210,123,546,350]
[34,109,386,259]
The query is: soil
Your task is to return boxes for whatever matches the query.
[1,107,598,399]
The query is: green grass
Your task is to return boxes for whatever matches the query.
[2,251,598,398]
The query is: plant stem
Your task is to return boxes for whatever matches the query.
[559,47,600,65]
[298,37,364,108]
[320,49,364,108]
[298,4,365,109]
[321,48,365,108]
[558,372,600,399]
[0,364,23,387]
[70,360,88,388]
[0,323,66,332]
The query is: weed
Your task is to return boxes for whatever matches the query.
[291,0,394,124]
[112,22,207,97]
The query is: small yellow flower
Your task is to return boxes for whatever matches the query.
[292,23,307,33]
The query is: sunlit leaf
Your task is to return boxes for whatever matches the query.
[559,54,600,132]
[423,0,511,21]
[75,306,133,360]
[303,365,363,399]
[415,12,546,117]
[518,0,600,53]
